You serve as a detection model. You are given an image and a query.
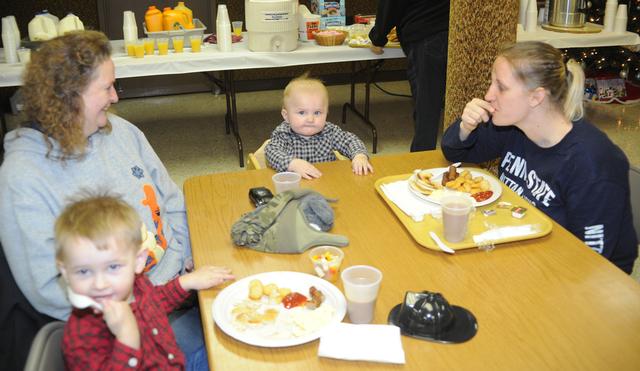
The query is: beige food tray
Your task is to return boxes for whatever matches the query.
[375,171,553,251]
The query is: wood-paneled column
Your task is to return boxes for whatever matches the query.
[444,0,519,127]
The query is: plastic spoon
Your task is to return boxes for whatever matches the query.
[67,287,103,311]
[429,231,455,254]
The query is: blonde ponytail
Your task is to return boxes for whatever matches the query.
[564,59,585,121]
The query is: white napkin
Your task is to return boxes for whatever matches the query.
[472,224,542,244]
[318,323,405,364]
[380,180,439,222]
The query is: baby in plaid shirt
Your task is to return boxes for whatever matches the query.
[265,73,374,179]
[55,193,234,370]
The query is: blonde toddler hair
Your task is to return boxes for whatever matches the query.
[55,193,142,261]
[282,72,329,108]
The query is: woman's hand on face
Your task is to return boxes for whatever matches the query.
[459,98,495,140]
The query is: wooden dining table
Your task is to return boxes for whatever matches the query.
[184,150,640,370]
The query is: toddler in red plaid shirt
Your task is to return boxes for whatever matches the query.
[55,194,234,370]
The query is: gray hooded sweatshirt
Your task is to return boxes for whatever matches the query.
[0,114,191,320]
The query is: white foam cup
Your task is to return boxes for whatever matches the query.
[341,265,382,324]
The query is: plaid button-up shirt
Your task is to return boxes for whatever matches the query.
[265,121,368,172]
[62,275,190,370]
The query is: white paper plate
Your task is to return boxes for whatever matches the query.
[408,168,502,207]
[212,271,346,347]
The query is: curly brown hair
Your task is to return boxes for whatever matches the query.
[21,30,112,160]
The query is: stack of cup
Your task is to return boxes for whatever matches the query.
[614,4,628,34]
[216,4,232,52]
[524,0,538,33]
[123,10,138,55]
[603,0,618,32]
[2,16,20,64]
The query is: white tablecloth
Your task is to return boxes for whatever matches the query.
[517,23,640,49]
[0,36,405,87]
[3,26,639,87]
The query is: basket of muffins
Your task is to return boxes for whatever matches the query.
[313,30,349,46]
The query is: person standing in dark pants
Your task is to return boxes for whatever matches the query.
[369,0,450,151]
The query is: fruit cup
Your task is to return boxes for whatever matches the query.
[309,246,344,282]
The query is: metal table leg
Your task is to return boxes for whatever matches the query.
[223,70,244,167]
[341,60,379,153]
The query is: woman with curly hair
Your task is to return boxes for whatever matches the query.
[0,31,207,369]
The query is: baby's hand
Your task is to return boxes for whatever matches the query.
[179,266,235,291]
[351,154,374,175]
[288,159,322,179]
[102,300,140,350]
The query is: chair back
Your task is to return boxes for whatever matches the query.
[247,139,270,170]
[630,165,640,241]
[0,243,55,370]
[23,321,66,371]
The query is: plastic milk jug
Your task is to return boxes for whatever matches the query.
[58,13,84,36]
[28,14,58,41]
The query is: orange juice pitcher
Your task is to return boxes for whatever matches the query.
[145,6,163,32]
[163,8,190,30]
[174,1,194,28]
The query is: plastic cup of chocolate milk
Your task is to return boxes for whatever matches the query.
[341,265,382,324]
[441,193,475,243]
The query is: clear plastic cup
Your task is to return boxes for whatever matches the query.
[441,193,475,243]
[143,38,155,55]
[17,48,31,63]
[172,36,184,53]
[232,21,243,36]
[341,265,382,324]
[157,38,169,55]
[190,35,202,52]
[125,41,136,56]
[272,172,301,194]
[309,246,344,282]
[133,40,145,58]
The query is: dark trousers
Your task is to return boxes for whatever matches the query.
[403,31,448,152]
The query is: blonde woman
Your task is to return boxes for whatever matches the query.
[442,41,637,273]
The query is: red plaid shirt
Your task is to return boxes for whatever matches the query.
[62,275,191,370]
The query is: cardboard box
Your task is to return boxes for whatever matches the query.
[320,16,346,29]
[310,1,346,17]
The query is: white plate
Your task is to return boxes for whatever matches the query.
[408,168,502,207]
[212,271,346,347]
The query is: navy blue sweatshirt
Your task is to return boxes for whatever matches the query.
[442,119,638,273]
[369,0,450,47]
